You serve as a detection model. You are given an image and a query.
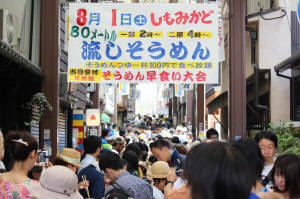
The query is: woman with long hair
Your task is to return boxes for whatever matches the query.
[0,130,38,199]
[271,154,300,199]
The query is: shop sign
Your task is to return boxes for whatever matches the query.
[68,3,219,84]
[86,109,100,126]
[101,113,111,123]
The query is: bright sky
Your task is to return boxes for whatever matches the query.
[135,84,158,115]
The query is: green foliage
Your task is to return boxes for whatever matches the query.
[24,93,53,126]
[268,121,300,158]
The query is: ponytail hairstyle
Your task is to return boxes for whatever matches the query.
[4,131,38,170]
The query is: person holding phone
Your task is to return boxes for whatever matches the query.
[0,130,39,199]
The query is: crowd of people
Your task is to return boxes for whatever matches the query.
[0,114,299,199]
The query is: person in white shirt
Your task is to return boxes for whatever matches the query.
[78,136,102,173]
[255,131,278,191]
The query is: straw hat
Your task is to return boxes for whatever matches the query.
[57,148,82,168]
[26,166,83,199]
[147,161,172,178]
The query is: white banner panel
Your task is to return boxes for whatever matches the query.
[68,3,219,84]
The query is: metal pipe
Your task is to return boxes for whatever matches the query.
[246,26,268,129]
[192,85,196,139]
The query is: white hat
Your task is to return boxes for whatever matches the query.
[182,127,188,133]
[176,126,183,131]
[26,166,83,199]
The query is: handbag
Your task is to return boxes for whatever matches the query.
[0,182,8,199]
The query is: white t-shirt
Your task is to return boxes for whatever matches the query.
[261,164,274,191]
[173,177,186,189]
[152,186,164,199]
[0,160,5,170]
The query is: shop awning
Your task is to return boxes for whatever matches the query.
[101,113,111,123]
[274,51,300,73]
[0,41,43,77]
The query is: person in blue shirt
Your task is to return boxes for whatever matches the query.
[78,136,105,199]
[150,139,185,172]
[100,128,109,145]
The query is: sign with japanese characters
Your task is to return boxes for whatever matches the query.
[68,3,219,84]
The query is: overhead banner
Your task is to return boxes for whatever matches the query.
[175,84,185,97]
[68,3,219,84]
[119,83,130,95]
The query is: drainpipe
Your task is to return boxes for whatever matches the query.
[246,27,268,129]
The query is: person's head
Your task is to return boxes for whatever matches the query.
[25,166,83,199]
[28,165,43,181]
[106,130,118,143]
[99,151,125,182]
[124,143,141,159]
[141,151,148,162]
[101,128,109,138]
[137,142,149,153]
[147,161,172,191]
[206,128,219,140]
[150,139,172,162]
[83,136,102,157]
[119,128,126,137]
[175,144,188,155]
[0,129,4,160]
[271,154,300,199]
[126,124,131,131]
[112,137,126,153]
[231,139,264,187]
[54,148,82,173]
[112,124,118,130]
[184,142,252,199]
[171,136,180,144]
[4,130,38,171]
[122,150,139,174]
[148,155,157,165]
[254,131,277,163]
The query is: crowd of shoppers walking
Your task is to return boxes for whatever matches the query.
[0,115,300,199]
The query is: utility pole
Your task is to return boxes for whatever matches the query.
[229,0,246,140]
[195,0,204,140]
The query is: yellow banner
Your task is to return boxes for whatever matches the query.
[68,68,115,82]
[118,31,163,38]
[167,31,212,38]
[85,62,213,69]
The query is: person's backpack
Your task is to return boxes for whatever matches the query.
[261,170,272,187]
[104,183,131,199]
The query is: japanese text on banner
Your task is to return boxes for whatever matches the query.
[67,3,219,84]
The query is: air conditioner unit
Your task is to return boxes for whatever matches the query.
[0,9,17,47]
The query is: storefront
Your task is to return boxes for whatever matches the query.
[0,0,42,135]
